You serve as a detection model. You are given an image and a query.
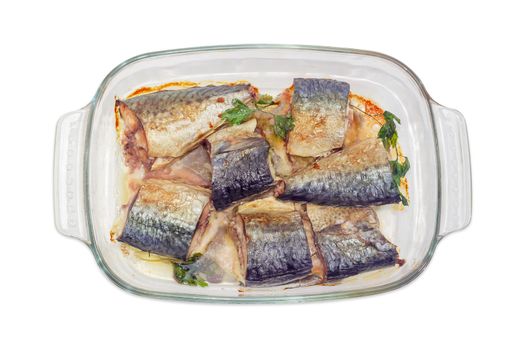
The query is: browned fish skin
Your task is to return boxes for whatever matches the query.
[280,138,401,206]
[119,84,253,158]
[287,78,350,157]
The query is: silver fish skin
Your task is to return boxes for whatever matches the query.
[118,84,253,158]
[287,78,350,157]
[210,133,274,211]
[118,179,210,259]
[280,138,401,206]
[239,200,313,287]
[307,204,399,280]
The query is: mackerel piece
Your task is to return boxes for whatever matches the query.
[307,204,399,280]
[118,179,210,259]
[117,84,253,158]
[238,199,313,287]
[281,138,401,206]
[209,120,274,210]
[146,145,212,188]
[287,78,350,157]
[186,210,246,284]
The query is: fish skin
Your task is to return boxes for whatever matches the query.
[119,84,253,158]
[210,135,274,210]
[118,179,210,259]
[280,138,401,206]
[316,223,399,280]
[287,78,350,157]
[306,204,380,232]
[239,200,313,287]
[307,204,399,280]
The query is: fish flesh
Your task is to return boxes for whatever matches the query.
[254,111,293,177]
[145,145,212,188]
[238,198,313,287]
[209,120,275,210]
[117,179,210,259]
[185,210,246,284]
[117,84,254,158]
[287,78,350,157]
[306,204,399,280]
[116,100,153,171]
[253,89,293,176]
[280,138,401,206]
[296,204,326,284]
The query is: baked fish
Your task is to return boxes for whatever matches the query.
[117,179,210,259]
[306,204,399,280]
[186,210,246,284]
[116,84,254,158]
[280,138,401,206]
[238,199,313,287]
[116,100,153,172]
[287,78,350,157]
[208,120,275,210]
[145,145,212,188]
[254,110,293,177]
[253,89,294,176]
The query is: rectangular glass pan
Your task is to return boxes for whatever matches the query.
[53,45,472,302]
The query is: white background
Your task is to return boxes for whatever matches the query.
[1,1,520,349]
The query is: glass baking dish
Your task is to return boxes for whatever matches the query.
[53,44,472,302]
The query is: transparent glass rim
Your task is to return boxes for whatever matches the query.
[83,44,443,303]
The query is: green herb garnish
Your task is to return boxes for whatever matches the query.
[378,111,401,151]
[375,110,410,206]
[173,253,208,287]
[221,94,292,140]
[220,99,255,125]
[389,157,410,188]
[273,115,295,139]
[255,94,276,108]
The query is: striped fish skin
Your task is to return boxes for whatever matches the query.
[119,84,253,158]
[307,204,399,280]
[317,223,398,280]
[118,179,210,259]
[287,78,350,157]
[239,201,313,287]
[211,136,274,211]
[281,138,401,206]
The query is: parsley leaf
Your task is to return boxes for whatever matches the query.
[399,193,409,206]
[383,110,401,124]
[389,157,410,188]
[378,119,398,151]
[273,115,295,139]
[255,94,276,108]
[221,99,254,125]
[377,110,409,205]
[173,253,208,287]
